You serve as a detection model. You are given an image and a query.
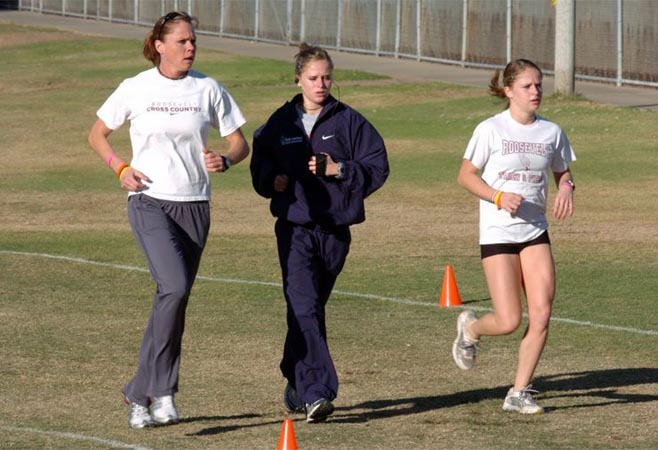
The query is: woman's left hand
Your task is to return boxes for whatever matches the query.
[309,153,339,177]
[553,185,574,219]
[203,148,229,172]
[203,148,228,172]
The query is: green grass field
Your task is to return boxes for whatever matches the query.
[2,22,658,450]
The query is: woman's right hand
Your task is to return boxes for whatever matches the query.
[499,192,524,214]
[273,174,289,192]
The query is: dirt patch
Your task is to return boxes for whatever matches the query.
[0,29,76,49]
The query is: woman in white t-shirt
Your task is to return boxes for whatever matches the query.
[452,59,575,414]
[88,12,249,429]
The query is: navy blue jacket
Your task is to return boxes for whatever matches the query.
[251,94,389,227]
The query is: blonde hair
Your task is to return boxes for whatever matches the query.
[488,58,542,108]
[142,12,197,67]
[293,42,334,83]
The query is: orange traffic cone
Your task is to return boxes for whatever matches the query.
[439,264,462,307]
[276,418,299,450]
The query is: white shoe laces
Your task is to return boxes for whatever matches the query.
[130,403,149,415]
[516,385,540,404]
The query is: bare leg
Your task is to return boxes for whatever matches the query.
[469,253,524,340]
[513,243,555,390]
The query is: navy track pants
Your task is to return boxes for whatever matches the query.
[275,219,351,405]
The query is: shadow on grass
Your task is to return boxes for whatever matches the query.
[461,296,491,305]
[184,368,658,433]
[331,367,658,423]
[184,414,279,436]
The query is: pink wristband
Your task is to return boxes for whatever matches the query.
[106,152,118,167]
[560,180,575,191]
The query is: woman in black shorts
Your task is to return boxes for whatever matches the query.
[451,59,576,414]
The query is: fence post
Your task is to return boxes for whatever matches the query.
[300,0,306,43]
[376,0,382,56]
[554,0,575,95]
[461,0,467,66]
[416,0,421,61]
[255,0,260,41]
[506,0,512,62]
[394,0,401,58]
[337,0,342,50]
[220,0,225,34]
[286,0,292,44]
[616,0,623,87]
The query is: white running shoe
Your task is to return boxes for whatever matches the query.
[127,402,155,429]
[305,398,334,423]
[502,385,545,414]
[151,395,180,425]
[452,310,479,370]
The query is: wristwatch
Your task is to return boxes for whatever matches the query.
[335,162,345,179]
[222,156,232,171]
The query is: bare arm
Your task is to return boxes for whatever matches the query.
[87,118,149,191]
[204,128,250,173]
[552,169,575,219]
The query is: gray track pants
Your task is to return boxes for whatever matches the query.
[123,194,210,406]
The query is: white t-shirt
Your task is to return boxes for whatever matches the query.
[97,68,246,201]
[463,109,576,245]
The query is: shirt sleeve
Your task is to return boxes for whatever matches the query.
[96,80,131,130]
[211,84,247,137]
[551,128,576,172]
[463,121,494,170]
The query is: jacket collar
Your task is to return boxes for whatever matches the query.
[288,93,339,120]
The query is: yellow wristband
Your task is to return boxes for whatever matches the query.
[118,165,130,180]
[115,162,128,177]
[493,190,503,209]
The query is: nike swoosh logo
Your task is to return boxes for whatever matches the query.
[321,134,334,140]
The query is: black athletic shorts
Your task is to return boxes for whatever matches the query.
[480,230,551,259]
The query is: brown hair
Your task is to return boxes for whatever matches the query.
[142,12,197,66]
[293,42,334,83]
[488,58,542,108]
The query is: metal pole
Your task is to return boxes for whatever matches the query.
[616,0,623,87]
[220,0,225,34]
[416,0,421,61]
[300,0,306,43]
[255,0,260,41]
[286,0,292,44]
[461,0,468,66]
[394,0,401,58]
[337,0,342,50]
[554,0,575,95]
[133,0,138,24]
[376,0,382,56]
[506,0,512,62]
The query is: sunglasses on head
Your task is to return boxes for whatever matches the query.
[156,11,191,40]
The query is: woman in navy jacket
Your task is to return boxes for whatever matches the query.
[251,43,389,423]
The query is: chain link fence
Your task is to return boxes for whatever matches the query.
[17,0,658,88]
